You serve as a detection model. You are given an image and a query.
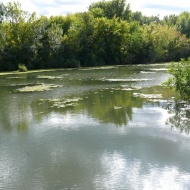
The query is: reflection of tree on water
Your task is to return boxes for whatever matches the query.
[164,101,190,134]
[32,89,144,127]
[82,89,143,126]
[0,93,31,132]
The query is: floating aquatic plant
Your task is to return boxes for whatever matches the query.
[133,93,163,99]
[6,77,26,79]
[114,106,122,109]
[80,66,116,71]
[40,97,83,108]
[121,86,142,91]
[140,71,156,74]
[101,78,151,82]
[149,68,168,71]
[37,75,63,79]
[16,83,62,92]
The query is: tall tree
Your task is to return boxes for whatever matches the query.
[0,2,37,71]
[176,11,190,38]
[162,14,178,26]
[89,0,131,20]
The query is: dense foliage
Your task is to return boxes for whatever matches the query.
[1,0,190,71]
[164,58,190,100]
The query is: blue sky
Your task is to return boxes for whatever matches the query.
[1,0,190,18]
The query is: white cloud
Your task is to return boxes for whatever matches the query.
[128,0,190,18]
[1,0,190,18]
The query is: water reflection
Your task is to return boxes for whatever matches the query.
[94,151,190,190]
[0,64,173,132]
[31,89,144,127]
[0,86,182,131]
[0,94,32,132]
[82,89,143,126]
[0,83,188,136]
[164,101,190,134]
[1,65,190,189]
[30,86,178,128]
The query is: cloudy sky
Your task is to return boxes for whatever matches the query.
[1,0,190,18]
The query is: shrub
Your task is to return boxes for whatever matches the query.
[18,64,28,72]
[164,58,190,100]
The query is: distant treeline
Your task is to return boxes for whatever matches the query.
[1,0,190,71]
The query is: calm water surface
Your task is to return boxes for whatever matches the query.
[0,64,190,190]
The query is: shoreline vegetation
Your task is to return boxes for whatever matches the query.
[0,0,189,101]
[164,58,190,101]
[0,0,190,72]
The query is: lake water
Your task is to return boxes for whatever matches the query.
[0,64,190,190]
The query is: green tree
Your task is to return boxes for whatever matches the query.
[1,1,190,71]
[162,14,178,26]
[60,14,80,68]
[89,0,131,20]
[141,23,185,63]
[0,2,37,71]
[76,12,97,66]
[131,11,143,24]
[131,11,160,25]
[176,12,190,38]
[93,17,131,64]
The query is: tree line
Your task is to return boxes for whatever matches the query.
[1,0,190,71]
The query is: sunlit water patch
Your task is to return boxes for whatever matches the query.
[93,151,190,190]
[37,112,99,131]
